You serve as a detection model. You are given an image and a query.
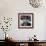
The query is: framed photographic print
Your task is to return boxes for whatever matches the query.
[18,13,34,29]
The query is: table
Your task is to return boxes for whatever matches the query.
[5,39,46,46]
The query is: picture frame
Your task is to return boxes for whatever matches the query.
[18,13,34,29]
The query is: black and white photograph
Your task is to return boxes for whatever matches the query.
[18,13,34,28]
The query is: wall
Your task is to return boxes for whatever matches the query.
[0,0,46,40]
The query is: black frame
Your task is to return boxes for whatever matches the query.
[18,13,34,29]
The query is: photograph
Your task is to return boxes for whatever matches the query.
[18,13,34,28]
